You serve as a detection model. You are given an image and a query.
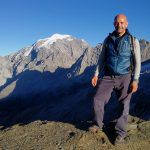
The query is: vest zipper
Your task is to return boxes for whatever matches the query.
[115,38,121,73]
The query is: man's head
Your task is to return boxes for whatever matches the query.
[114,14,128,36]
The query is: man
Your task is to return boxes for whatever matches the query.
[91,14,141,145]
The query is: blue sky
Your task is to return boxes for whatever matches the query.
[0,0,150,56]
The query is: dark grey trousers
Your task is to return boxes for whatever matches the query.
[93,73,132,137]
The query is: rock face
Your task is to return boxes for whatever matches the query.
[0,34,95,86]
[0,33,100,126]
[140,39,150,62]
[0,34,96,99]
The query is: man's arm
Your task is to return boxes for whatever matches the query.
[94,39,107,77]
[130,38,141,93]
[133,38,141,82]
[91,38,107,87]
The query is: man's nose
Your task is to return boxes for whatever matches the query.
[116,23,122,26]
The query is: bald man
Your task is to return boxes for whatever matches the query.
[90,14,141,145]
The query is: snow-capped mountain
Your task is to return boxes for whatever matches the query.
[36,34,74,49]
[0,33,96,86]
[9,34,89,59]
[0,33,99,102]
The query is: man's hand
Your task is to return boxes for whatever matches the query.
[91,76,98,87]
[130,81,138,93]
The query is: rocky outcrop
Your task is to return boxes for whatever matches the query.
[0,116,149,150]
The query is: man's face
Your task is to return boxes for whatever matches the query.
[114,16,128,35]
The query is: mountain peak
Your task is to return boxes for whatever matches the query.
[48,33,72,40]
[37,33,73,47]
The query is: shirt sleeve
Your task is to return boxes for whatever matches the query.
[133,38,141,81]
[94,38,107,77]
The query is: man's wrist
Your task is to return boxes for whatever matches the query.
[94,75,98,78]
[93,74,98,77]
[133,79,139,83]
